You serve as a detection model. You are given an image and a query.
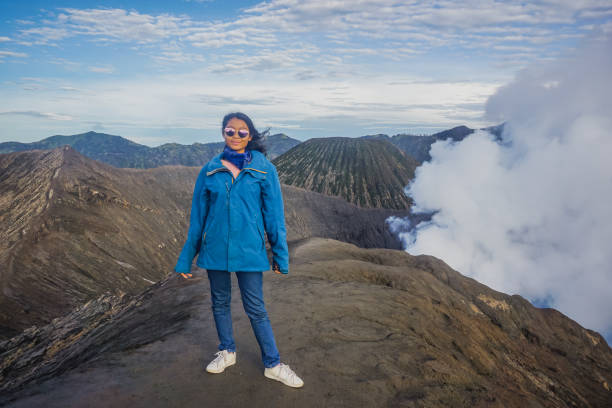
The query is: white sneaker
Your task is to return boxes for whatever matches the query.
[206,350,236,373]
[264,363,304,388]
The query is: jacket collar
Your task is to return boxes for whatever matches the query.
[207,149,268,175]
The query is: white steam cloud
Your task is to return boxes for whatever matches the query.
[390,33,612,340]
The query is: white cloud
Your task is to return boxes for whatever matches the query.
[294,69,318,80]
[3,1,612,144]
[210,45,318,73]
[578,8,612,19]
[0,110,73,120]
[20,77,47,82]
[19,8,192,45]
[14,1,612,66]
[492,45,540,52]
[48,57,81,71]
[88,65,115,74]
[334,48,379,56]
[0,50,28,58]
[394,33,612,338]
[57,8,189,42]
[0,69,498,143]
[186,26,277,48]
[242,0,609,37]
[147,42,206,65]
[18,26,70,45]
[60,86,81,92]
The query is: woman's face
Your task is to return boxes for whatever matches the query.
[223,117,253,154]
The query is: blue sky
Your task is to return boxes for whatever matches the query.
[1,1,611,146]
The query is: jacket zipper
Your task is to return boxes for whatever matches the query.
[226,180,231,270]
[207,165,267,270]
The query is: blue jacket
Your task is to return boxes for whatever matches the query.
[174,150,290,274]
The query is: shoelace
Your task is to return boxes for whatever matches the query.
[278,363,298,383]
[211,351,225,367]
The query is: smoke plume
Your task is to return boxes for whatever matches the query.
[389,33,612,340]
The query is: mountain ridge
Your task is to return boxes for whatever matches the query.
[0,131,301,167]
[362,124,505,163]
[0,124,503,169]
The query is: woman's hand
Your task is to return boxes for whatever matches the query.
[180,273,193,279]
[272,260,282,274]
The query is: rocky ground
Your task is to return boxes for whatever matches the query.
[0,146,418,339]
[1,238,610,407]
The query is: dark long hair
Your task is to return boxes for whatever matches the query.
[222,112,268,154]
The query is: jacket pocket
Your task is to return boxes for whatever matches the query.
[203,219,213,246]
[243,170,266,195]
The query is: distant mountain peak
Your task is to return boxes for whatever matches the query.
[274,136,419,210]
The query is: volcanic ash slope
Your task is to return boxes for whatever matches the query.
[1,238,610,407]
[0,146,408,340]
[0,146,196,337]
[274,137,419,210]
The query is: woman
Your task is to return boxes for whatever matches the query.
[174,112,304,388]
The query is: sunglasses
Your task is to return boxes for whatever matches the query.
[224,127,250,138]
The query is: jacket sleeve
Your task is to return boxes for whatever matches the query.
[261,165,289,274]
[174,168,209,274]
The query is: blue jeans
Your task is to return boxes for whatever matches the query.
[206,270,281,368]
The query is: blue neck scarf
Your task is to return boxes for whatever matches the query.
[222,145,252,170]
